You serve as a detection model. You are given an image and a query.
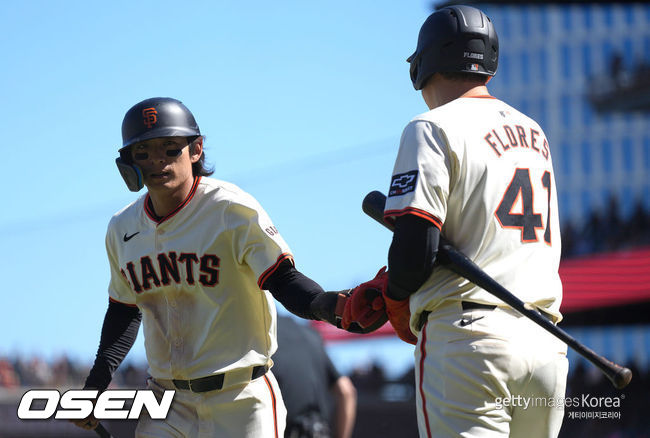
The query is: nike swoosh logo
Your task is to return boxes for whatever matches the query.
[123,232,140,242]
[459,316,485,327]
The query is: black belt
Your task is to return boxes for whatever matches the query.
[416,302,553,331]
[461,301,497,311]
[172,365,267,393]
[416,301,496,331]
[461,301,556,321]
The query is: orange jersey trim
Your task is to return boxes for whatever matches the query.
[465,95,496,99]
[257,253,294,289]
[144,176,202,224]
[109,297,138,308]
[384,207,443,230]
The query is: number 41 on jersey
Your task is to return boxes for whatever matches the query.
[495,168,552,245]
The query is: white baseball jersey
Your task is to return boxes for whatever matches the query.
[106,176,293,380]
[384,95,563,326]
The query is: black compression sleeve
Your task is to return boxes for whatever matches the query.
[263,260,325,320]
[84,300,142,391]
[387,214,440,301]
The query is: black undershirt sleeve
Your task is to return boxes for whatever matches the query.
[263,260,325,320]
[387,214,440,301]
[84,300,142,391]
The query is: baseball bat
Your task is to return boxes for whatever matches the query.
[94,423,112,438]
[362,190,633,390]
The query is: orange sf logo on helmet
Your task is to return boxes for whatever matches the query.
[142,107,158,129]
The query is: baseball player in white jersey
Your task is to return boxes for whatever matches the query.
[343,6,568,438]
[71,97,387,437]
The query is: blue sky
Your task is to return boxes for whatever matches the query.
[0,0,434,377]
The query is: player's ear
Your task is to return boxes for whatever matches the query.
[189,137,203,163]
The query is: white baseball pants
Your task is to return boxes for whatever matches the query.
[136,370,286,438]
[415,302,568,438]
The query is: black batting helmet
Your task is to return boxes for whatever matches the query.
[115,97,202,192]
[407,5,498,90]
[119,97,201,153]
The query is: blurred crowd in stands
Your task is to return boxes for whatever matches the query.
[561,198,650,258]
[0,355,148,390]
[1,354,647,437]
[559,362,650,437]
[608,51,650,94]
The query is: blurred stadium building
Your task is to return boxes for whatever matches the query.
[480,3,650,226]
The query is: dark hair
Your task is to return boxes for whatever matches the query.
[189,136,214,177]
[439,71,489,83]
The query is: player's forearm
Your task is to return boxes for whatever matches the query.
[264,260,325,319]
[387,215,440,300]
[332,376,357,438]
[84,300,142,390]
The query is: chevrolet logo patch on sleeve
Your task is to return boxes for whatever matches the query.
[388,170,418,197]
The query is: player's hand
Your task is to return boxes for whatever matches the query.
[383,293,418,345]
[69,387,100,431]
[310,267,388,334]
[69,414,99,431]
[310,291,348,327]
[340,267,389,334]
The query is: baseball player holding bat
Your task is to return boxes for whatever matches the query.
[70,97,386,437]
[343,5,569,438]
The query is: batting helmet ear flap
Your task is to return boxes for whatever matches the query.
[407,51,419,88]
[115,157,144,192]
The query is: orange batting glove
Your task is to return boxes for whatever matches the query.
[382,292,418,345]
